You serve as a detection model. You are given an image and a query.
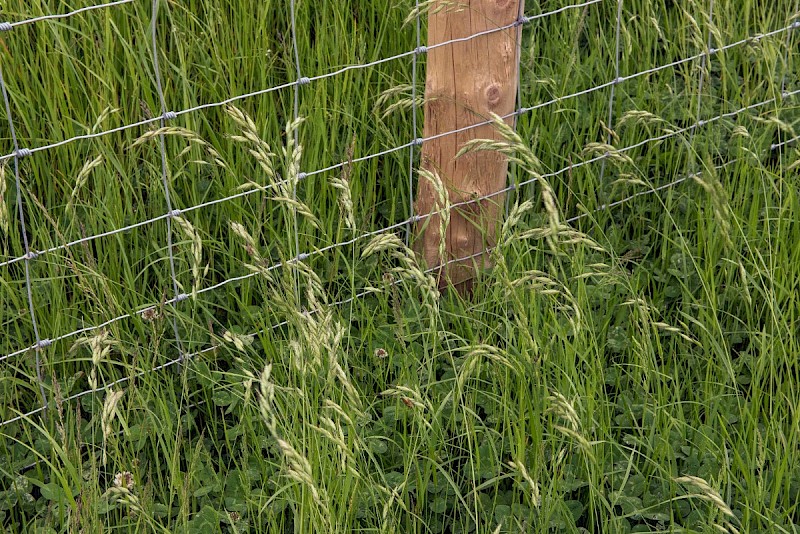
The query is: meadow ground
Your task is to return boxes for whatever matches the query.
[0,0,799,532]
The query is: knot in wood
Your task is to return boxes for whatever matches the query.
[485,83,502,108]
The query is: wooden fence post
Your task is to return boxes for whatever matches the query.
[415,0,524,292]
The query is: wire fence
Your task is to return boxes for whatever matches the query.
[0,0,798,428]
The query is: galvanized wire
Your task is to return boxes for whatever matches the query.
[686,0,716,167]
[506,0,528,219]
[0,0,603,165]
[150,0,186,361]
[0,0,133,30]
[289,0,304,304]
[0,157,735,429]
[774,3,800,153]
[0,0,798,428]
[3,17,796,275]
[407,0,422,246]
[597,0,624,185]
[2,86,795,367]
[0,65,48,412]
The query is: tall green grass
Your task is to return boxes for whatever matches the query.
[0,0,798,532]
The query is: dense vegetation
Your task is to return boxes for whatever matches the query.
[0,0,798,532]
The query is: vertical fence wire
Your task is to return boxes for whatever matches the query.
[0,66,49,413]
[777,2,800,150]
[0,0,798,428]
[780,2,799,95]
[597,0,624,185]
[0,19,793,370]
[688,0,715,165]
[407,0,421,246]
[150,0,186,361]
[506,0,527,218]
[289,0,304,304]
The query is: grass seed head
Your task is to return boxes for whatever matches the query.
[692,167,733,247]
[272,196,321,230]
[101,388,125,465]
[71,330,121,389]
[172,215,206,299]
[330,174,357,233]
[618,109,665,128]
[375,84,426,118]
[458,115,561,243]
[730,125,750,139]
[788,149,800,172]
[131,126,223,165]
[404,0,466,26]
[67,155,104,216]
[284,117,305,188]
[223,330,254,352]
[419,168,450,264]
[507,460,541,508]
[90,105,120,133]
[457,113,541,171]
[582,142,635,166]
[226,105,277,184]
[362,233,405,258]
[675,475,736,520]
[106,486,142,516]
[546,390,581,432]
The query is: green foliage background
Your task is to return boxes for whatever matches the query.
[0,0,798,532]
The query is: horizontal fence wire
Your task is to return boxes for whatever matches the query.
[0,79,800,362]
[0,1,798,427]
[0,0,602,166]
[1,85,797,366]
[771,134,799,151]
[2,17,798,274]
[0,157,735,429]
[0,0,133,30]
